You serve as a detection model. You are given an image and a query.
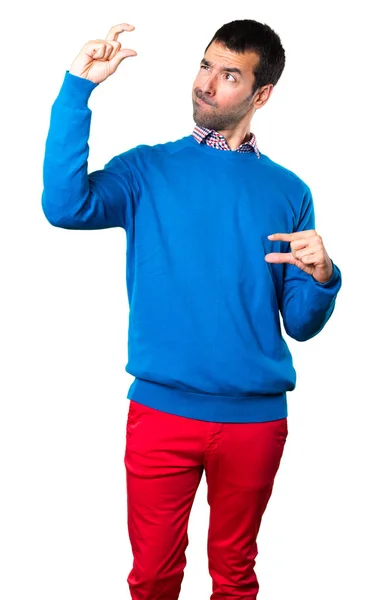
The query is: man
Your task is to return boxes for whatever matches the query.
[42,18,342,600]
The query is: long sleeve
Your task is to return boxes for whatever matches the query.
[41,71,140,230]
[279,186,342,342]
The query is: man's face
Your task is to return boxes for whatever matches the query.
[192,41,265,131]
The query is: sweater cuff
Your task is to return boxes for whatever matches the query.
[55,70,99,108]
[311,260,342,293]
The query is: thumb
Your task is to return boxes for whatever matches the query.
[109,48,137,72]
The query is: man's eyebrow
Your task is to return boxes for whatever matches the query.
[200,58,242,76]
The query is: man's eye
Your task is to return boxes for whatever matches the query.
[200,65,209,70]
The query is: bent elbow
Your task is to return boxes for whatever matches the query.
[283,321,318,342]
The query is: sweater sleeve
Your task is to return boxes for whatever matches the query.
[279,186,342,342]
[41,70,139,230]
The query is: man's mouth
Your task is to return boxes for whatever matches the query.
[196,96,212,106]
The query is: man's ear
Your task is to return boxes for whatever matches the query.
[254,84,274,110]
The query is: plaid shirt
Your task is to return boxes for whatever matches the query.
[192,125,261,159]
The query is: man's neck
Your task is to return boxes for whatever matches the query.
[217,130,252,150]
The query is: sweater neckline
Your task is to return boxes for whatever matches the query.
[185,134,261,160]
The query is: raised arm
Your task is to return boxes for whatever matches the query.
[41,23,139,230]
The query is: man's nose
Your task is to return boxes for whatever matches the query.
[201,75,217,95]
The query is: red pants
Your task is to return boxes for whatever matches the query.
[124,399,288,599]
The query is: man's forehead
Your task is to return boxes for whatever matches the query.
[203,44,258,73]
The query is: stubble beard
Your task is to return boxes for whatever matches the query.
[193,93,254,131]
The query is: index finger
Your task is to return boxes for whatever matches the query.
[106,23,135,41]
[268,231,315,242]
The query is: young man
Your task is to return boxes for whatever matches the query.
[42,19,342,600]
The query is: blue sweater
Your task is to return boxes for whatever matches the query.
[42,71,342,423]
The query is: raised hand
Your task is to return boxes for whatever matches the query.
[69,23,137,84]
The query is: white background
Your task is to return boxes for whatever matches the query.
[1,0,385,598]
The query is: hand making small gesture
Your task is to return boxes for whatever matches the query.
[69,23,137,84]
[265,230,334,284]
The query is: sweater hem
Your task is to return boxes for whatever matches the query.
[127,377,288,423]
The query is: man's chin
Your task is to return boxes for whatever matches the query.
[193,112,210,128]
[194,118,212,129]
